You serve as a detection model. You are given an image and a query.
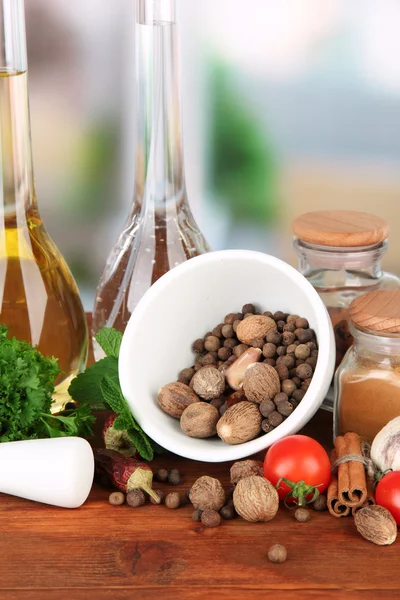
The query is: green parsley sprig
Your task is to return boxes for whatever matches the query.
[0,325,95,442]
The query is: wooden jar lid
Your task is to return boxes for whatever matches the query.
[292,210,389,247]
[349,290,400,334]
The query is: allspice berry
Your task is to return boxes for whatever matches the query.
[221,324,235,339]
[296,363,313,380]
[313,495,328,511]
[259,399,275,418]
[294,508,311,522]
[192,367,225,400]
[220,504,236,520]
[155,468,169,483]
[178,367,196,385]
[201,509,221,528]
[168,469,181,486]
[268,544,287,564]
[204,335,221,352]
[109,491,125,506]
[268,411,284,427]
[295,344,311,360]
[150,490,165,505]
[192,508,202,522]
[165,492,181,509]
[281,379,297,396]
[192,338,205,353]
[127,489,146,508]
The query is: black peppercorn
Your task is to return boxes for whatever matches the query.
[168,469,181,486]
[268,411,284,427]
[260,399,276,417]
[155,468,169,483]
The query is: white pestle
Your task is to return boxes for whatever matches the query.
[0,437,95,508]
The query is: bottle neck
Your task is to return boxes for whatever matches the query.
[294,238,386,289]
[134,0,186,214]
[0,0,36,220]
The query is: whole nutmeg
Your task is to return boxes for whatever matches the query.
[189,476,226,511]
[236,315,277,345]
[242,363,280,404]
[230,459,264,484]
[354,505,397,545]
[233,476,279,522]
[217,401,262,445]
[158,382,199,418]
[180,402,220,438]
[192,367,225,400]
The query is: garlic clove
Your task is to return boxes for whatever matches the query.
[225,348,262,391]
[371,416,400,474]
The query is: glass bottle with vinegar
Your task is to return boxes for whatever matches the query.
[0,2,88,391]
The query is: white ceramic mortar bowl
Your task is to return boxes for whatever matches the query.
[119,250,335,462]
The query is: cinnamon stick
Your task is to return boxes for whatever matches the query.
[351,478,375,516]
[334,432,367,507]
[327,475,351,518]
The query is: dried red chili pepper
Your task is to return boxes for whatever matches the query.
[102,414,137,457]
[94,449,160,502]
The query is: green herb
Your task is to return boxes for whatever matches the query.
[69,327,159,461]
[0,325,95,442]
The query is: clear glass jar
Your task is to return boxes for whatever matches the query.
[294,238,400,370]
[334,324,400,443]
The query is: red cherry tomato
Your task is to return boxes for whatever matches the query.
[264,435,331,506]
[375,471,400,525]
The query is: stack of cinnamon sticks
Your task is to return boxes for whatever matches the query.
[327,432,375,517]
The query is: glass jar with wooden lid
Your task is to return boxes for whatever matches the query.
[293,210,400,373]
[334,290,400,443]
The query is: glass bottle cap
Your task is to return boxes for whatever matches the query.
[349,290,400,334]
[292,210,389,248]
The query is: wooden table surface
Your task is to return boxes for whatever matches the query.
[0,320,399,600]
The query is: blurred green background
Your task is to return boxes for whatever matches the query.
[26,0,400,307]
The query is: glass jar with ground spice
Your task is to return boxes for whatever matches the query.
[293,210,400,409]
[334,290,400,443]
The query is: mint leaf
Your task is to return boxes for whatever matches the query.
[112,413,131,431]
[68,356,118,407]
[95,328,123,359]
[100,375,124,413]
[128,429,153,461]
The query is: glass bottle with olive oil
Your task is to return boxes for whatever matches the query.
[0,0,88,391]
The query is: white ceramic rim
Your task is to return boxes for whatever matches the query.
[119,249,335,462]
